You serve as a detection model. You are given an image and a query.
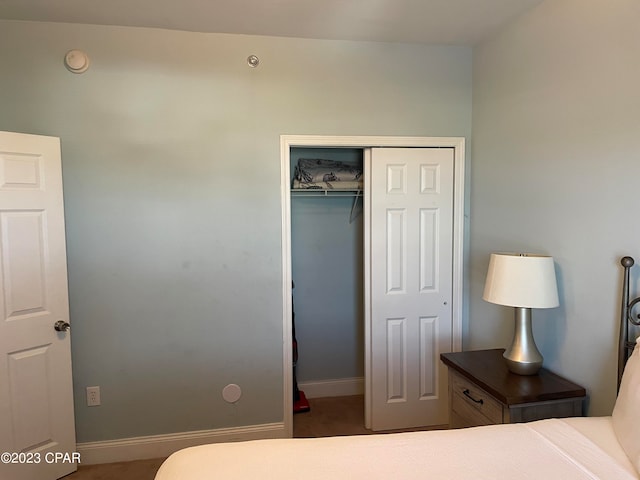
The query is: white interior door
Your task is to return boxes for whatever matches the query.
[0,132,77,479]
[367,147,454,431]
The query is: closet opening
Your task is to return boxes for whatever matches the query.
[281,135,465,438]
[290,147,366,435]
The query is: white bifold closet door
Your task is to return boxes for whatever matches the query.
[367,147,454,431]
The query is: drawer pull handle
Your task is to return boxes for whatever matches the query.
[463,389,484,405]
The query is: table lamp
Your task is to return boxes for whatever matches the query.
[483,253,559,375]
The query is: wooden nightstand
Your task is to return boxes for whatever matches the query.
[440,349,586,429]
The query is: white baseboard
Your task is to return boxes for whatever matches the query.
[76,422,286,465]
[298,377,364,399]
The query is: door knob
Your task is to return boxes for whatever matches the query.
[54,320,70,332]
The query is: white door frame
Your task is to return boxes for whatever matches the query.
[280,135,465,436]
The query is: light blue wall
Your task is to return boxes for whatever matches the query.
[291,148,364,382]
[0,21,471,442]
[471,0,640,416]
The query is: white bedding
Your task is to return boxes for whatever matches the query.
[154,418,638,480]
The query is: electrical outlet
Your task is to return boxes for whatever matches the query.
[86,386,101,407]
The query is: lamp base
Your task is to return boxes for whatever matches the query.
[504,307,543,375]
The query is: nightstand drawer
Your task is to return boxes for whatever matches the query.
[450,372,503,424]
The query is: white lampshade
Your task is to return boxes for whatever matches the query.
[483,253,559,309]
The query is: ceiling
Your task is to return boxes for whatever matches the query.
[0,0,544,45]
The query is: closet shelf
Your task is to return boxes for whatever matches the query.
[291,189,362,197]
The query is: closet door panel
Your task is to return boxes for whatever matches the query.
[419,315,438,398]
[419,208,438,292]
[385,208,406,294]
[385,317,407,401]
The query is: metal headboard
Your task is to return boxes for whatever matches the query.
[619,256,640,391]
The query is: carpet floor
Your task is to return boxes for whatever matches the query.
[64,395,444,479]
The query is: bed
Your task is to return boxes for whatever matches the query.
[155,256,640,480]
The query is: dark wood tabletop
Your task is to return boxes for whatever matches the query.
[440,349,586,405]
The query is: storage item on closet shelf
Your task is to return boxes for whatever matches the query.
[293,158,363,191]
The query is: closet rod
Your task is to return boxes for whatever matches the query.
[291,190,363,198]
[290,189,363,223]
